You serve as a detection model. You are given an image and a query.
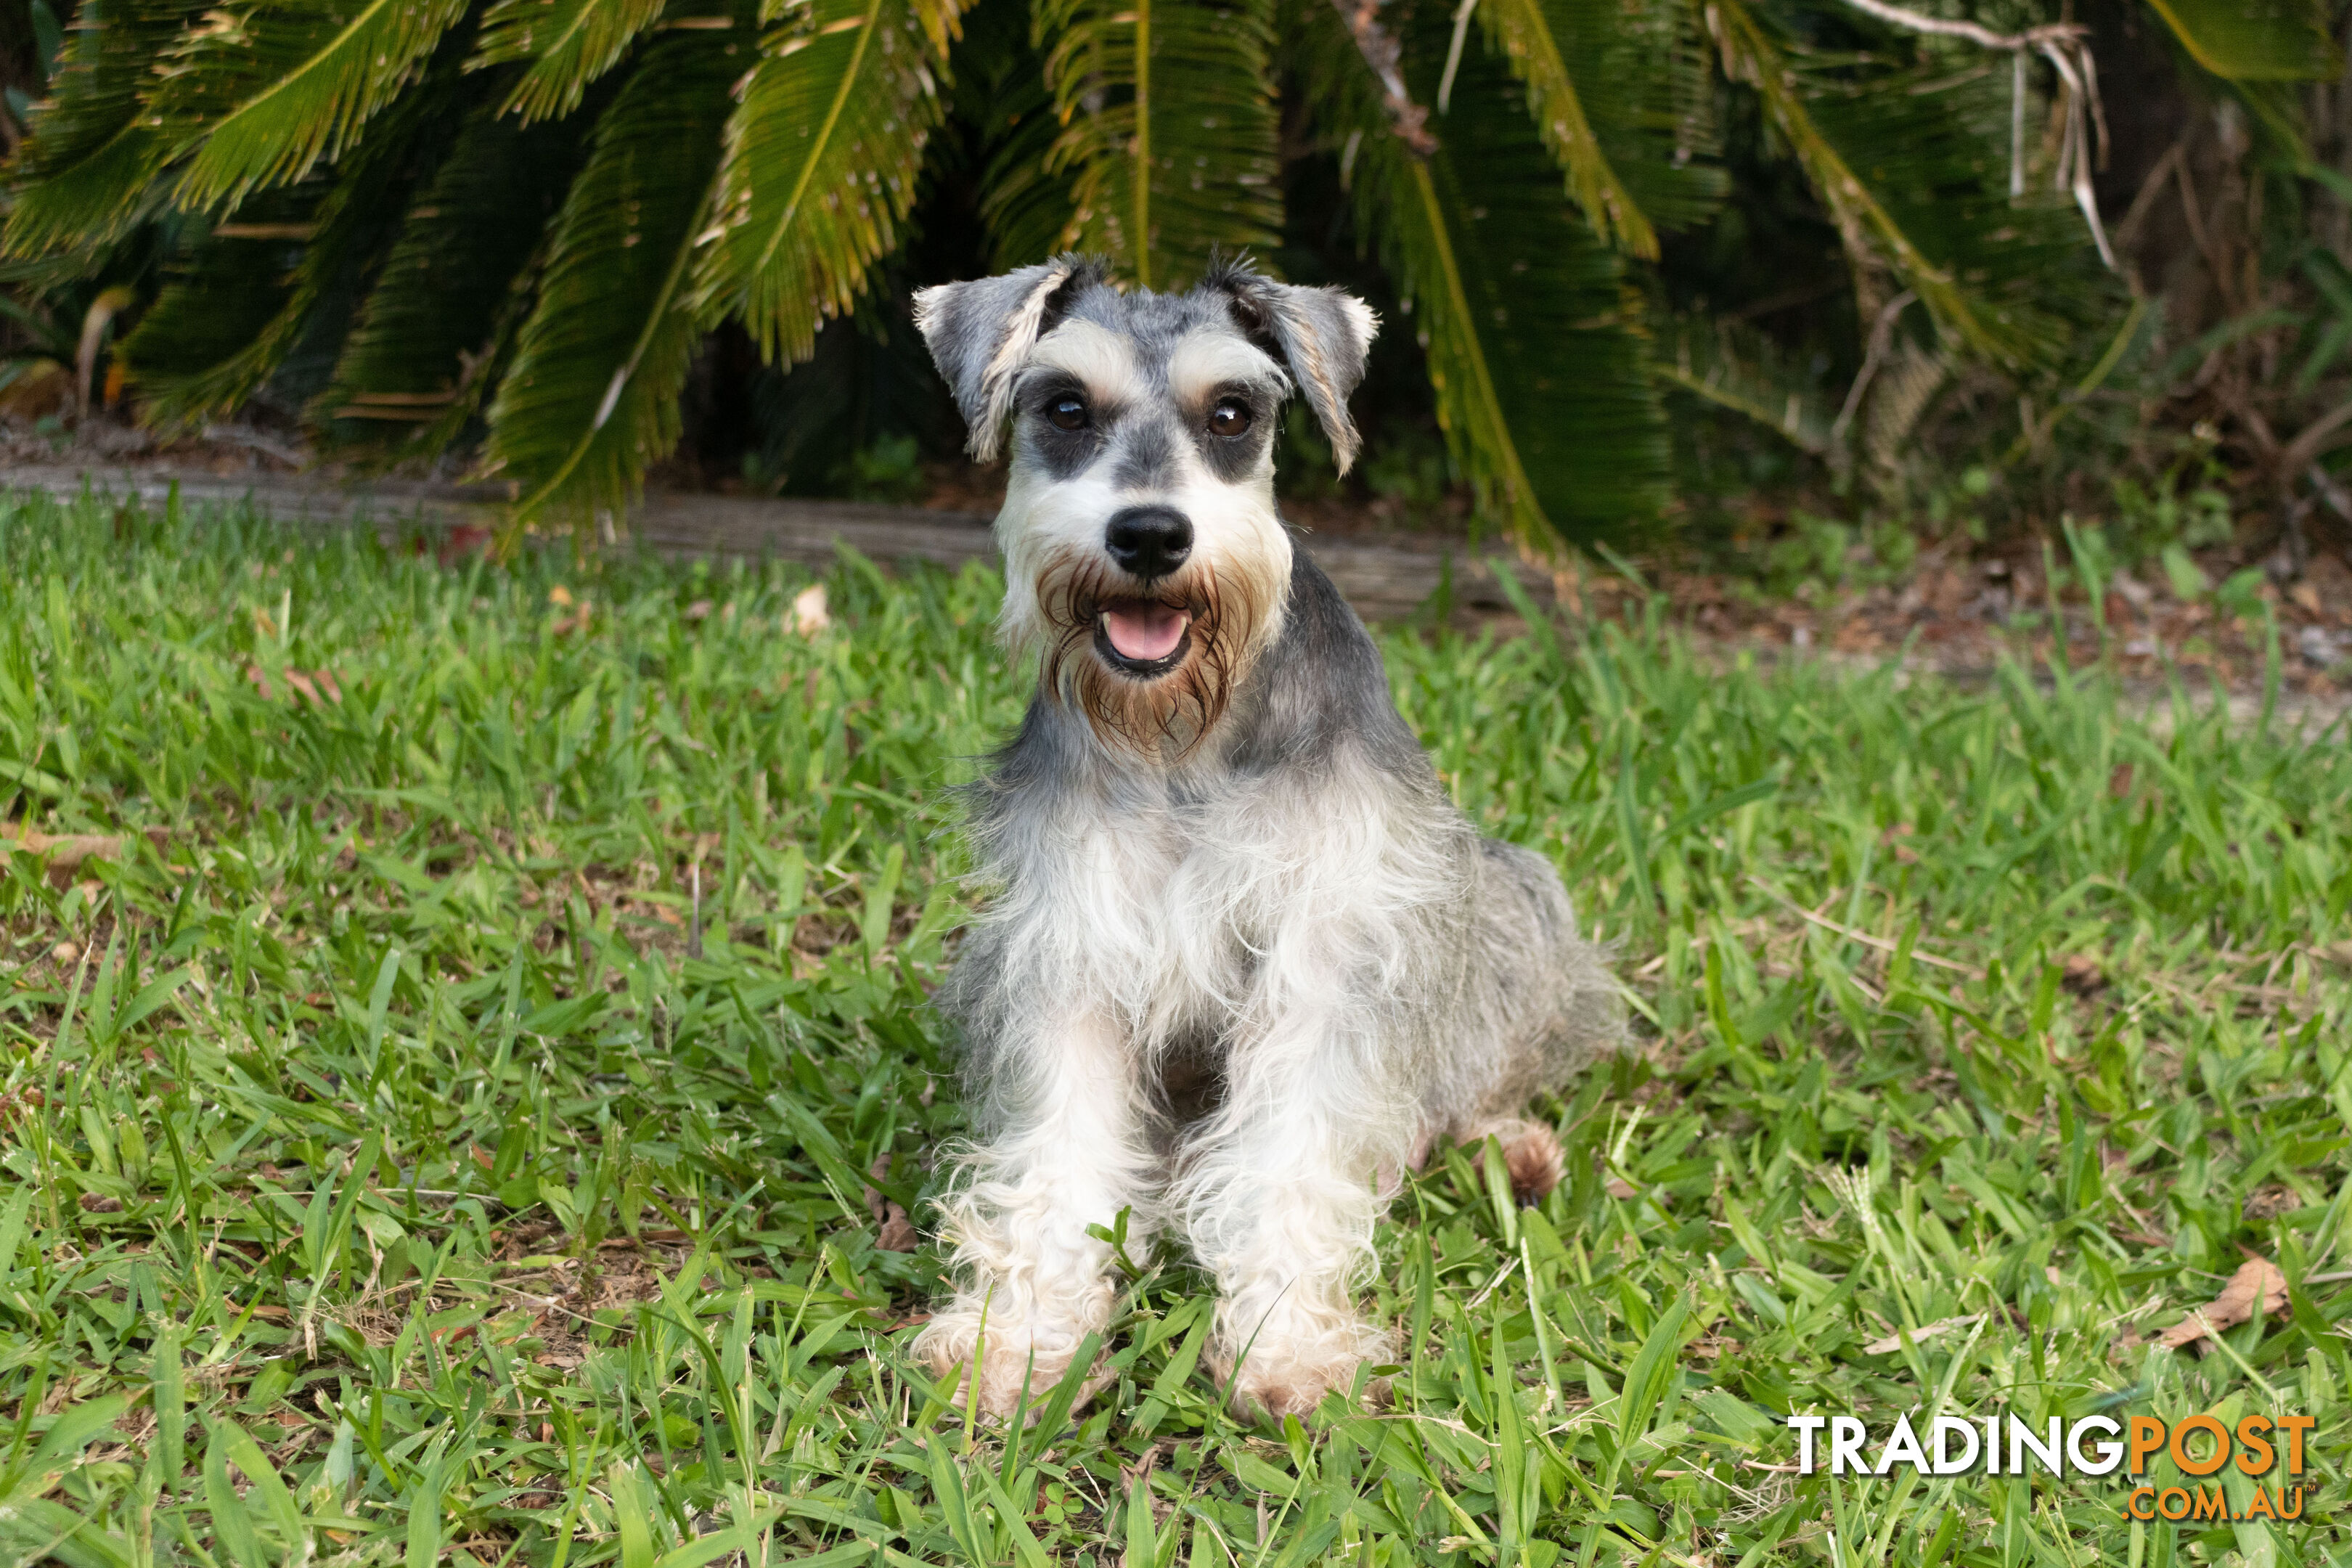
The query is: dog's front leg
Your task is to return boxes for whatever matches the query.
[915,1010,1151,1419]
[1180,1013,1401,1421]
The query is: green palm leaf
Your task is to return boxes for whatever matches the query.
[1035,0,1281,289]
[1472,0,1653,256]
[1651,313,1834,455]
[166,0,472,212]
[325,99,593,452]
[1311,0,1670,550]
[1462,0,1721,257]
[690,0,967,364]
[976,104,1076,270]
[483,26,740,520]
[122,86,458,428]
[1550,0,1724,234]
[1,0,199,261]
[2141,0,2340,81]
[113,207,309,423]
[1707,0,2050,369]
[1791,43,2110,376]
[950,0,1077,268]
[467,0,670,123]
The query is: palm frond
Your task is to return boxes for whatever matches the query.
[1706,0,2082,372]
[1651,312,1834,454]
[1559,0,1725,234]
[978,109,1076,269]
[483,28,739,520]
[123,84,457,428]
[113,208,308,424]
[165,0,471,212]
[1858,338,1945,475]
[467,0,668,123]
[690,0,966,364]
[1463,0,1723,256]
[324,100,592,452]
[1309,0,1670,552]
[950,0,1075,268]
[1,0,198,261]
[2142,0,2340,81]
[1036,0,1281,289]
[1789,36,2114,375]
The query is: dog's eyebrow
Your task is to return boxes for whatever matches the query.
[1165,330,1289,406]
[1021,319,1144,405]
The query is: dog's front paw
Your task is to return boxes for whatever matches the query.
[1210,1328,1394,1423]
[912,1304,1107,1421]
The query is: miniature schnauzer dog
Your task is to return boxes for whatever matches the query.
[909,256,1620,1421]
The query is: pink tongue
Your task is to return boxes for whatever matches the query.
[1103,603,1188,662]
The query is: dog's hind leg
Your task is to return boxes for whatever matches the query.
[1416,840,1618,1201]
[915,1009,1155,1420]
[1452,1116,1569,1204]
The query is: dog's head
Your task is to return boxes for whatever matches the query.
[915,256,1378,753]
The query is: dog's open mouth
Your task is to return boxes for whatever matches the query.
[1095,599,1192,675]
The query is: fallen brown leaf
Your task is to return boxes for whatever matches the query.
[791,583,830,636]
[1861,1312,1984,1355]
[2244,1186,2303,1220]
[2061,953,2106,993]
[2155,1255,2290,1350]
[3,829,126,869]
[279,668,343,708]
[866,1153,920,1252]
[438,522,494,566]
[4,828,132,889]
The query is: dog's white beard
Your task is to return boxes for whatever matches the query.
[993,462,1292,756]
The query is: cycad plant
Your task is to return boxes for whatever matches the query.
[1,0,2337,552]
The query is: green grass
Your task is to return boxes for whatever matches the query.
[4,489,2351,1568]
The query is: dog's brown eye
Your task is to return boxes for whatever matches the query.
[1048,396,1087,432]
[1209,399,1251,438]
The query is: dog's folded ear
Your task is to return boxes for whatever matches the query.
[1204,261,1379,475]
[914,256,1106,462]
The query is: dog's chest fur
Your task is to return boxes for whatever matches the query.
[955,548,1475,1077]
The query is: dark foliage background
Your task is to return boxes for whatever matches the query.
[0,0,2344,576]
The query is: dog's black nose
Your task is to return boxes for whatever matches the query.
[1104,505,1193,584]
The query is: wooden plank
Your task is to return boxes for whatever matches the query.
[1,465,1554,623]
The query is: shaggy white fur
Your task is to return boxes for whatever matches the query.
[908,256,1621,1421]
